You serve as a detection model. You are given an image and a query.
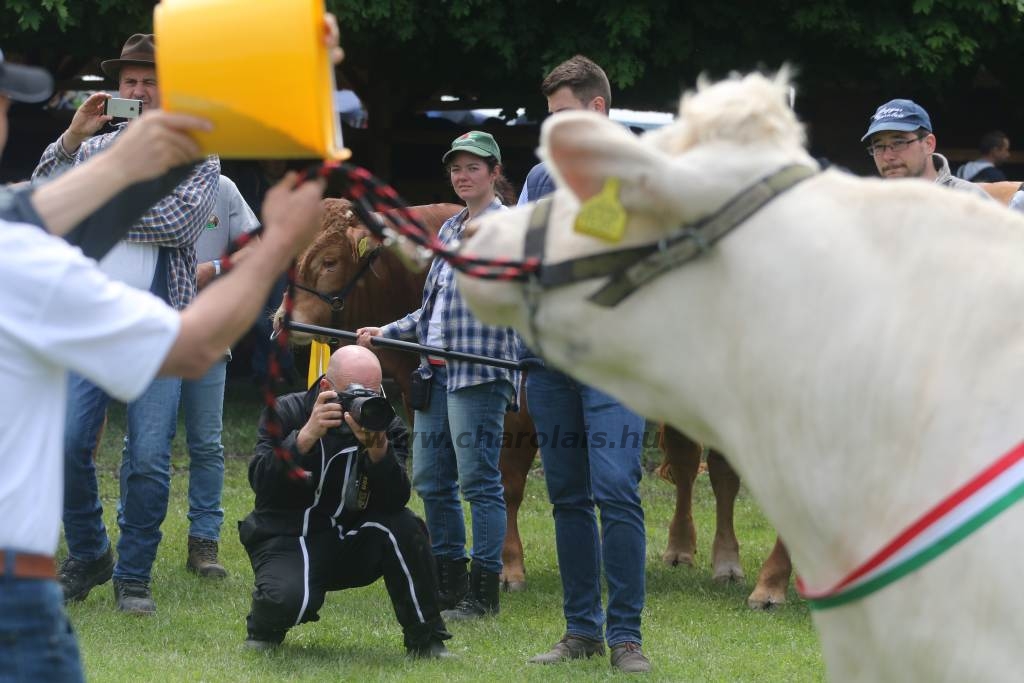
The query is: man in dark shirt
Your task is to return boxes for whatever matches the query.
[239,345,450,658]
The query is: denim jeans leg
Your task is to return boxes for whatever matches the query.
[114,376,181,582]
[445,379,512,575]
[411,366,466,560]
[181,358,227,541]
[582,385,646,647]
[527,367,604,640]
[0,570,84,683]
[62,372,112,562]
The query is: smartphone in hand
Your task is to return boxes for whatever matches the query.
[104,97,142,119]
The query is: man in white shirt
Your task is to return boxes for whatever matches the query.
[0,50,326,682]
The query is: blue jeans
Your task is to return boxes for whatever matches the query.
[180,357,227,541]
[411,366,512,574]
[526,366,646,647]
[0,557,83,683]
[63,373,181,583]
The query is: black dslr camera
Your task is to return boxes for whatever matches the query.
[331,384,393,432]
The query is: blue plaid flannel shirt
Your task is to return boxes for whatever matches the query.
[32,123,219,310]
[381,198,521,398]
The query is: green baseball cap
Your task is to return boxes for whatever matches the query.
[442,130,502,165]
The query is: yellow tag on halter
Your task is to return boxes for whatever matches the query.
[573,177,627,243]
[357,235,375,259]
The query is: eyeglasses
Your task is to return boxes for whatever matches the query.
[866,134,927,157]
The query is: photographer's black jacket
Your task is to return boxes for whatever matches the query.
[239,383,410,545]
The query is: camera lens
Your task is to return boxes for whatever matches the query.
[350,396,393,432]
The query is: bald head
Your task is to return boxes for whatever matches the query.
[325,345,382,392]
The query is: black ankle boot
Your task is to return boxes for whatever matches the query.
[435,556,469,611]
[441,561,499,621]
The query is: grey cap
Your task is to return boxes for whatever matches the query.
[0,48,53,103]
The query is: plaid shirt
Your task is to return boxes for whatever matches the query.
[381,199,521,395]
[33,124,219,310]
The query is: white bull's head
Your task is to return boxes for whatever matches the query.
[456,71,816,434]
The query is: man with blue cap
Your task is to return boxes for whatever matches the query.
[862,98,991,199]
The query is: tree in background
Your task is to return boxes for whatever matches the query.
[2,0,1023,177]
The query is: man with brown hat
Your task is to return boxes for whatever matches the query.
[32,33,222,616]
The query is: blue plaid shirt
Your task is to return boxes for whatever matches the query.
[33,124,219,310]
[381,198,521,396]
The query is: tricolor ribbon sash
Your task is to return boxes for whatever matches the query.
[798,441,1024,610]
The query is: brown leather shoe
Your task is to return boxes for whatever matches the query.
[528,634,605,664]
[186,536,227,578]
[610,642,651,673]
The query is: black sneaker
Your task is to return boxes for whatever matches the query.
[58,546,114,603]
[113,579,156,615]
[407,638,453,659]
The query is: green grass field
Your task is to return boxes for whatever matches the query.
[66,381,825,682]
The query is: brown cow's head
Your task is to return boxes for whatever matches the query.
[273,199,461,346]
[274,198,375,345]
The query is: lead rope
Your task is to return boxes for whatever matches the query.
[213,161,543,483]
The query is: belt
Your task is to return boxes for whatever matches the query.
[427,357,446,367]
[0,550,56,580]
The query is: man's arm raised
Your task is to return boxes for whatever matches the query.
[29,110,211,238]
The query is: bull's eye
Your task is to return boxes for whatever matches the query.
[321,258,338,272]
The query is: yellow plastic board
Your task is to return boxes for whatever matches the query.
[154,0,350,160]
[308,339,332,388]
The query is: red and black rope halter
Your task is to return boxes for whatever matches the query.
[303,160,542,281]
[217,161,540,483]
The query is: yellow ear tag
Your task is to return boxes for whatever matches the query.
[357,236,375,259]
[574,177,627,243]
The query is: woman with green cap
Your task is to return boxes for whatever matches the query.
[357,130,520,621]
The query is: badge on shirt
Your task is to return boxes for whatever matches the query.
[205,214,219,230]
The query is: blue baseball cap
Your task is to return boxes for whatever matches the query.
[861,99,932,142]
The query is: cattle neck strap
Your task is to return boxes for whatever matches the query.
[588,163,816,306]
[798,440,1024,610]
[523,164,816,307]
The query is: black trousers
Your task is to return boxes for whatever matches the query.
[241,508,449,649]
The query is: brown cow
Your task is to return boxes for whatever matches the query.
[276,198,786,605]
[658,427,792,609]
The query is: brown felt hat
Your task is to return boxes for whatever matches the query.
[100,34,156,80]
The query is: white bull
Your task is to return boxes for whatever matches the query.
[454,70,1024,682]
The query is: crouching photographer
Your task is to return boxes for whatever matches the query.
[238,345,451,658]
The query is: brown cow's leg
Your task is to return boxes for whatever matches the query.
[747,536,792,609]
[708,449,744,583]
[498,398,536,592]
[659,426,701,567]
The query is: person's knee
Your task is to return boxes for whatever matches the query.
[381,508,430,543]
[251,580,309,628]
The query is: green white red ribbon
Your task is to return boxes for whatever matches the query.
[798,441,1024,610]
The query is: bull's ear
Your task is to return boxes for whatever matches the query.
[541,112,667,203]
